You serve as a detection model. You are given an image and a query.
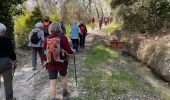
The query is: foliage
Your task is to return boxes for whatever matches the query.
[26,7,43,27]
[50,15,58,21]
[14,13,31,48]
[14,7,43,48]
[156,0,170,18]
[0,0,25,40]
[110,0,170,34]
[103,22,121,32]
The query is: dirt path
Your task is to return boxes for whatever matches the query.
[0,28,104,100]
[0,27,163,100]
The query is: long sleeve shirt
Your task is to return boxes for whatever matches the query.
[0,36,16,61]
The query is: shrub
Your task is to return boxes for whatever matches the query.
[14,7,43,48]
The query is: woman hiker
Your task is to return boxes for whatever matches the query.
[42,22,74,100]
[0,23,17,100]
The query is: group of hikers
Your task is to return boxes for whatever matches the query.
[0,16,88,100]
[91,16,113,30]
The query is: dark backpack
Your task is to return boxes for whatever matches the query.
[31,31,40,44]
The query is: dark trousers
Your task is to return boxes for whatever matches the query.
[79,35,85,48]
[71,39,79,51]
[0,57,13,100]
[99,23,102,30]
[31,47,43,68]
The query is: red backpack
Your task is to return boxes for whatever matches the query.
[80,25,87,35]
[46,37,64,65]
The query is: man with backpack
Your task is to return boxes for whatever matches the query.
[42,16,52,37]
[79,21,87,49]
[28,22,44,71]
[61,20,66,35]
[42,22,74,100]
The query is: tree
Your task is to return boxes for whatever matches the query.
[0,0,25,41]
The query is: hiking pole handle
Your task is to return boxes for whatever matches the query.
[12,65,17,78]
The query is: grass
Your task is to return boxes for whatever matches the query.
[85,45,118,69]
[76,45,160,99]
[103,22,121,33]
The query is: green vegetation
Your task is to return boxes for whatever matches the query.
[85,45,118,69]
[103,22,122,33]
[0,0,25,40]
[14,7,43,48]
[75,45,160,99]
[110,0,170,34]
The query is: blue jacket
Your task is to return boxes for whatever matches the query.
[70,24,79,39]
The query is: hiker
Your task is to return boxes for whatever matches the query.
[99,17,103,30]
[61,20,66,35]
[104,17,108,26]
[42,22,74,100]
[28,22,44,71]
[42,16,52,37]
[70,20,79,52]
[91,17,95,29]
[0,23,16,100]
[79,21,87,48]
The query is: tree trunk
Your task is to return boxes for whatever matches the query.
[93,0,100,18]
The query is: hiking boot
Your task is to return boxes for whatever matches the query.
[62,89,70,97]
[32,67,36,71]
[12,97,16,100]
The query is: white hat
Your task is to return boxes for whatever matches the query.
[0,23,7,35]
[35,22,43,29]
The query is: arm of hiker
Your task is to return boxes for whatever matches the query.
[40,31,44,42]
[8,39,17,66]
[42,37,47,61]
[62,37,73,54]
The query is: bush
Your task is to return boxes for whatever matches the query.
[14,7,43,48]
[111,0,170,34]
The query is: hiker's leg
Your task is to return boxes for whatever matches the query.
[2,69,14,100]
[37,47,43,65]
[49,80,57,98]
[59,63,69,96]
[71,39,75,49]
[79,35,83,48]
[75,39,79,51]
[31,47,37,69]
[61,76,68,91]
[59,68,68,91]
[48,70,58,99]
[82,36,85,48]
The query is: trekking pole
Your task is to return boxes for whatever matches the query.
[73,54,78,86]
[12,65,17,78]
[0,75,1,88]
[26,63,47,82]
